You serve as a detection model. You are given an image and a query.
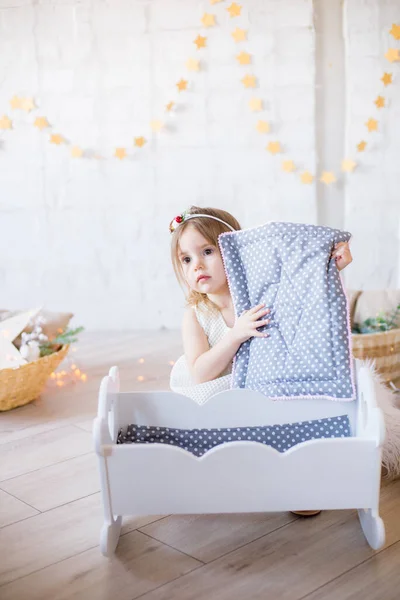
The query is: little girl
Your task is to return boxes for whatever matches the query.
[169,206,352,517]
[169,205,353,404]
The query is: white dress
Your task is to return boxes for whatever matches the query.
[170,302,233,405]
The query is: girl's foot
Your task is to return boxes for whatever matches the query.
[291,510,321,517]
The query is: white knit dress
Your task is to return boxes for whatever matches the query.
[170,302,232,405]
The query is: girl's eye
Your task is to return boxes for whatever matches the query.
[204,248,213,256]
[182,257,190,264]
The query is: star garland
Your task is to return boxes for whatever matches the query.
[0,6,213,160]
[0,1,398,179]
[214,0,400,185]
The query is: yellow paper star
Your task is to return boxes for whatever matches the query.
[50,134,64,145]
[165,102,175,112]
[249,97,263,111]
[232,27,247,42]
[34,117,50,130]
[134,136,146,148]
[115,148,127,160]
[194,35,207,50]
[256,120,270,133]
[201,13,216,27]
[21,97,35,112]
[266,141,281,155]
[389,24,400,40]
[374,96,385,109]
[71,146,83,158]
[357,140,367,152]
[300,171,314,184]
[186,58,200,72]
[241,74,257,88]
[384,48,400,63]
[341,159,357,172]
[227,2,242,17]
[151,120,163,132]
[381,72,392,86]
[282,160,295,173]
[365,118,378,132]
[176,79,188,92]
[210,0,223,4]
[0,115,12,130]
[10,96,23,110]
[320,171,336,185]
[236,51,251,65]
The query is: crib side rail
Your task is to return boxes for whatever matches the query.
[356,363,385,446]
[93,366,120,456]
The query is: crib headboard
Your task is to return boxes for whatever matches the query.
[113,389,358,433]
[95,364,385,447]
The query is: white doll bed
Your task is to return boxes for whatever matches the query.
[93,360,385,557]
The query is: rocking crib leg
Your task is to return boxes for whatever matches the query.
[100,515,122,557]
[358,508,385,550]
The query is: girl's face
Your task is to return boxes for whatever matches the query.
[178,225,228,295]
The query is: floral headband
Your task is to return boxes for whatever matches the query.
[169,211,236,233]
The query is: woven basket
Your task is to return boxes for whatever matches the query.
[352,329,400,383]
[0,344,69,411]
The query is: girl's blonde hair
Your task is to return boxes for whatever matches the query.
[170,206,241,307]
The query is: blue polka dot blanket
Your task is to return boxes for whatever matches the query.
[218,222,355,401]
[117,415,352,456]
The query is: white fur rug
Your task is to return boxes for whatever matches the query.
[363,360,400,479]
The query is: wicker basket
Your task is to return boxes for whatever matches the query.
[0,344,69,411]
[352,329,400,383]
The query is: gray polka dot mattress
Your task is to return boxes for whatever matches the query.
[117,415,352,456]
[218,221,355,400]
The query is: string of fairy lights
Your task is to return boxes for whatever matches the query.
[0,1,399,188]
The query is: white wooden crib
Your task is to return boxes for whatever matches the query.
[93,360,385,556]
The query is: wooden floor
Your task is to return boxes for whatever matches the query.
[0,330,399,600]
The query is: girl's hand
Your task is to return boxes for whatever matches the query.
[331,241,352,271]
[231,303,270,344]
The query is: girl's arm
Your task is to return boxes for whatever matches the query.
[182,308,240,384]
[332,241,352,271]
[182,304,270,384]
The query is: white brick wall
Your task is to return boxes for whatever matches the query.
[0,0,398,330]
[344,0,400,290]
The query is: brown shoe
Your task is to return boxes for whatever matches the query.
[291,510,321,517]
